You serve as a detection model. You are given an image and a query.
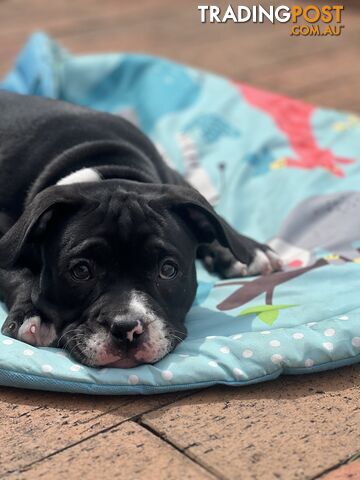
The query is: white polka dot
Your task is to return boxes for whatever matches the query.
[42,364,53,373]
[206,336,216,340]
[179,354,190,358]
[242,349,253,358]
[23,349,34,356]
[100,368,108,374]
[232,334,243,340]
[2,339,13,345]
[128,375,139,385]
[352,337,360,347]
[260,331,271,335]
[233,367,244,378]
[292,333,304,340]
[208,360,219,367]
[304,358,314,367]
[220,346,230,354]
[307,322,317,327]
[271,354,283,364]
[338,315,348,320]
[161,370,173,381]
[270,340,281,347]
[324,328,335,337]
[70,364,82,372]
[323,342,334,351]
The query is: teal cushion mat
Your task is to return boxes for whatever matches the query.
[0,33,359,395]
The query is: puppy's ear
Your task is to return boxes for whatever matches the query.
[0,186,83,268]
[150,186,257,265]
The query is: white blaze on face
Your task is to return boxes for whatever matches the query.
[128,291,171,364]
[56,168,101,186]
[128,292,149,317]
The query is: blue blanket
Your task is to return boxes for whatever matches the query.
[0,33,359,394]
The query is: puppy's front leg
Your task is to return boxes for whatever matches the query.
[0,268,56,346]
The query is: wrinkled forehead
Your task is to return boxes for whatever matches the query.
[53,193,192,255]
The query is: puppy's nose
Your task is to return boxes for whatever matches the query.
[110,319,144,343]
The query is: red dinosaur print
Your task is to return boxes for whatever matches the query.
[237,83,354,177]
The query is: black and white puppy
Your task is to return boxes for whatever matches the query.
[0,91,282,367]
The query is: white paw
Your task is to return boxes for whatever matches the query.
[223,260,248,278]
[248,249,284,276]
[18,316,57,347]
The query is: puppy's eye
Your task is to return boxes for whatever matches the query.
[70,261,93,281]
[159,260,178,280]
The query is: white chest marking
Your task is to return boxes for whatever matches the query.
[57,168,101,186]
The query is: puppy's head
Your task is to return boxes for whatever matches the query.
[0,181,244,367]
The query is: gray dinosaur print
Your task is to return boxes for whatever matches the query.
[269,191,360,267]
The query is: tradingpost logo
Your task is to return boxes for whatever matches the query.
[198,4,345,36]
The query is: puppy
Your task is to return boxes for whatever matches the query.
[0,92,282,367]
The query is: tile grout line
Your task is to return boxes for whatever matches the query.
[61,395,188,427]
[311,451,360,479]
[0,394,193,478]
[138,418,227,480]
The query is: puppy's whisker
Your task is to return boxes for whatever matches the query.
[66,335,87,358]
[57,328,79,347]
[63,333,87,353]
[170,329,187,340]
[66,333,87,347]
[168,333,184,344]
[61,338,81,354]
[171,328,186,335]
